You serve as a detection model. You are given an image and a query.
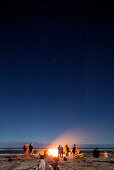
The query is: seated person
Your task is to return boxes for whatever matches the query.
[93,148,100,158]
[104,151,108,157]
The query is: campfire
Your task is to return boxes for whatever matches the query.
[47,148,58,157]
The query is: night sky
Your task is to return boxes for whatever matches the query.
[0,1,114,144]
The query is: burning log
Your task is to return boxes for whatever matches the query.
[43,149,59,170]
[45,157,59,170]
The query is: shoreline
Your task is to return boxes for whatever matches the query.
[0,148,114,155]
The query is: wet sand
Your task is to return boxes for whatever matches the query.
[0,153,114,170]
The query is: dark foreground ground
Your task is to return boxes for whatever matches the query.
[0,153,114,170]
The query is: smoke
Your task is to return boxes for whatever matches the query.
[49,130,87,148]
[47,126,113,148]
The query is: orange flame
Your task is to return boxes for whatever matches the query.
[48,148,58,157]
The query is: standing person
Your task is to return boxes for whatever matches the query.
[23,144,29,154]
[64,144,69,157]
[58,145,63,158]
[58,145,61,158]
[61,145,63,158]
[44,150,47,158]
[29,143,34,155]
[72,144,77,156]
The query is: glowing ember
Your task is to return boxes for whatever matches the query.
[48,149,58,157]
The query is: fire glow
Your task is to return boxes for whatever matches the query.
[48,148,58,157]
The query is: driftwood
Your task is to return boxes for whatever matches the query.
[85,157,110,163]
[37,159,45,170]
[0,154,114,170]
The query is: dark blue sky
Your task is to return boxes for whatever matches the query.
[0,1,114,144]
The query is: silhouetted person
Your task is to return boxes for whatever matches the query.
[44,150,48,158]
[64,144,69,157]
[72,144,77,155]
[23,144,29,154]
[29,143,34,155]
[61,145,63,158]
[93,148,100,158]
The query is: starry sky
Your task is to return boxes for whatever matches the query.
[0,0,114,144]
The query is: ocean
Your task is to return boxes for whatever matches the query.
[0,148,114,155]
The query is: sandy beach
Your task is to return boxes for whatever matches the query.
[0,153,114,170]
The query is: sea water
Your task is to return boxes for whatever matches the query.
[0,148,114,155]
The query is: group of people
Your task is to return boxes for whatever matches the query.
[93,147,108,158]
[58,144,80,158]
[58,145,109,159]
[23,143,34,155]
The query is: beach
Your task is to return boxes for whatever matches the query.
[0,153,114,170]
